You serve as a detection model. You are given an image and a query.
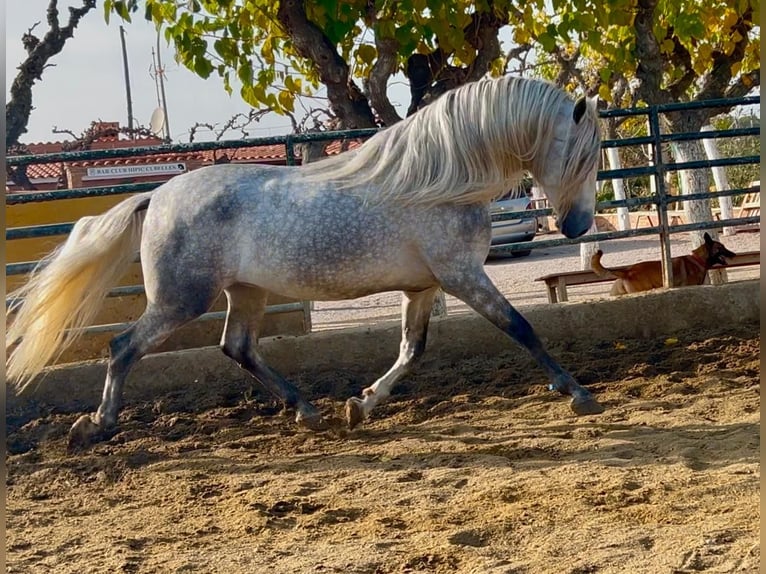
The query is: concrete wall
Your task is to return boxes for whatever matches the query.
[7,279,759,413]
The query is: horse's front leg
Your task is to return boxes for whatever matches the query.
[221,285,327,430]
[345,287,438,429]
[441,270,604,415]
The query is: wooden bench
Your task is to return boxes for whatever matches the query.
[535,250,760,303]
[738,188,760,228]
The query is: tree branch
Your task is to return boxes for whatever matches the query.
[366,35,402,126]
[678,7,757,127]
[54,122,157,151]
[552,47,588,89]
[363,0,402,126]
[187,109,273,142]
[725,69,760,98]
[405,5,505,114]
[632,0,672,106]
[6,0,97,149]
[696,7,756,102]
[463,8,506,82]
[276,0,376,129]
[666,31,697,99]
[503,43,533,75]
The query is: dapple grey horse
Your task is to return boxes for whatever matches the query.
[7,75,604,449]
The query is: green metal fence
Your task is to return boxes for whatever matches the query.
[6,95,761,319]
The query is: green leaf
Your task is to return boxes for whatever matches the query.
[114,1,131,22]
[214,38,238,62]
[278,90,295,112]
[356,44,377,65]
[238,59,253,85]
[538,32,556,52]
[261,35,275,64]
[194,57,214,79]
[240,84,259,107]
[265,92,279,110]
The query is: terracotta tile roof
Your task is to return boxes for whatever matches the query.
[201,144,288,163]
[24,133,165,153]
[7,130,367,189]
[24,162,64,180]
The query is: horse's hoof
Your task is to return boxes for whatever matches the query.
[67,414,102,452]
[571,396,605,416]
[296,411,329,432]
[345,398,365,430]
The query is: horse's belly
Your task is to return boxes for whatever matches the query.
[234,249,437,301]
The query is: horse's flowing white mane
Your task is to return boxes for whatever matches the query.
[300,75,601,207]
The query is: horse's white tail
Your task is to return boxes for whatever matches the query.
[6,192,153,387]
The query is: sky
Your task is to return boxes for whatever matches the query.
[6,1,415,144]
[8,3,759,146]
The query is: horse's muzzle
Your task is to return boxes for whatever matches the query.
[558,209,594,239]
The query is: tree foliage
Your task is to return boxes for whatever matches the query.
[104,0,759,135]
[105,0,511,128]
[520,0,759,129]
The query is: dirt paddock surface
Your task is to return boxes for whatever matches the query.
[7,318,760,574]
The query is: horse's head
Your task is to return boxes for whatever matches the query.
[532,96,601,239]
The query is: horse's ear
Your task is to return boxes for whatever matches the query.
[573,97,588,123]
[704,231,713,243]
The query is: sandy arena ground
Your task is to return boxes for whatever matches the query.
[6,230,761,574]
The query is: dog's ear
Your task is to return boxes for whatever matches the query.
[703,231,713,243]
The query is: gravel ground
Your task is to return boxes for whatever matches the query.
[312,229,760,330]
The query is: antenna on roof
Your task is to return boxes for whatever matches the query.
[150,27,171,141]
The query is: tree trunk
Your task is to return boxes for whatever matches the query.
[296,140,328,164]
[671,139,727,285]
[700,125,735,236]
[277,0,376,129]
[606,147,630,230]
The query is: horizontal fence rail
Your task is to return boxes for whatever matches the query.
[6,95,761,332]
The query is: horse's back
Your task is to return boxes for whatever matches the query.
[139,164,490,300]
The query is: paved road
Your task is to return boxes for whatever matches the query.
[312,229,760,330]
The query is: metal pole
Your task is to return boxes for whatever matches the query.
[156,29,171,141]
[648,108,674,288]
[119,26,134,134]
[284,135,296,166]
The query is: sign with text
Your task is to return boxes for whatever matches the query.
[85,163,187,179]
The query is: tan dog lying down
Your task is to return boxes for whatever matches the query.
[591,232,736,295]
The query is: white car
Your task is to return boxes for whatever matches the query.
[489,193,538,257]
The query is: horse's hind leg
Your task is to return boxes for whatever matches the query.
[440,269,604,416]
[68,304,205,449]
[345,287,438,429]
[220,284,327,430]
